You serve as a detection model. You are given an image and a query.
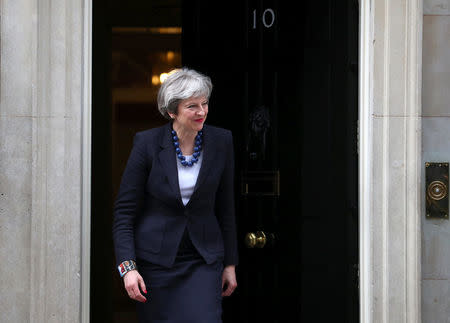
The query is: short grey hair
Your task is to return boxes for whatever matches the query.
[157,67,213,119]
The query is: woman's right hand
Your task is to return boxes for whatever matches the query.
[123,270,147,303]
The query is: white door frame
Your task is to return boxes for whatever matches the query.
[358,0,422,322]
[359,0,373,320]
[81,0,93,322]
[80,1,423,322]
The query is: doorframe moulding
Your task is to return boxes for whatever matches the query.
[358,0,373,321]
[81,0,92,322]
[28,0,90,321]
[359,0,422,322]
[79,0,423,321]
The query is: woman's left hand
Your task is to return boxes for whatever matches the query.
[221,265,237,297]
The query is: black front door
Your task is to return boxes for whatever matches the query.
[182,1,359,322]
[91,0,358,321]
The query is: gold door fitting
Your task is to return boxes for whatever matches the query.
[245,231,267,248]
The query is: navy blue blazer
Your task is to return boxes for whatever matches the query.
[112,123,239,268]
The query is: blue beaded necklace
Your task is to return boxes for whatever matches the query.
[171,129,203,167]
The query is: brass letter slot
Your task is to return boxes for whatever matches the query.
[241,170,280,196]
[425,162,449,219]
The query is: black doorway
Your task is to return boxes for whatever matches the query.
[91,1,359,322]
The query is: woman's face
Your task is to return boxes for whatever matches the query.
[171,96,208,133]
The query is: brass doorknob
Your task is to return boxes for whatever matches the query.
[245,231,267,248]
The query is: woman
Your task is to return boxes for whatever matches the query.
[112,67,238,322]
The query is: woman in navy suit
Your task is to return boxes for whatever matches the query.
[112,68,238,322]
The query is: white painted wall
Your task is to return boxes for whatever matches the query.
[421,1,450,321]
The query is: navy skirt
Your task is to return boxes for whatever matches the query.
[136,229,223,323]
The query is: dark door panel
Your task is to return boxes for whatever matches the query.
[92,0,358,321]
[182,0,359,322]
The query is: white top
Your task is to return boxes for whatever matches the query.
[176,153,203,205]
